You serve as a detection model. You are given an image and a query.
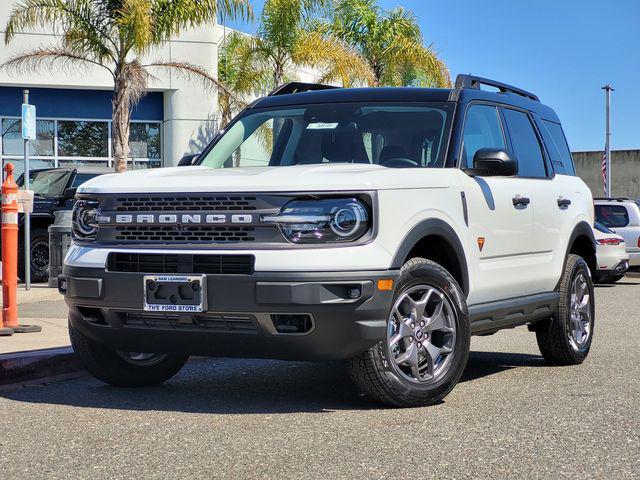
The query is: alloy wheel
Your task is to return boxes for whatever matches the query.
[386,284,457,384]
[568,272,592,351]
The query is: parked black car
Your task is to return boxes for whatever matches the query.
[8,167,110,282]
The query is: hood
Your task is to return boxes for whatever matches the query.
[78,163,456,194]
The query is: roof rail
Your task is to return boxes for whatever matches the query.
[268,82,340,97]
[449,74,539,102]
[593,197,634,202]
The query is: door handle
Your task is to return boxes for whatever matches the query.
[512,195,530,208]
[557,198,571,209]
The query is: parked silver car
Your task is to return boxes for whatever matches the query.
[594,198,640,269]
[593,222,629,283]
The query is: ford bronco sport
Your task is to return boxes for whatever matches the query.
[61,75,596,407]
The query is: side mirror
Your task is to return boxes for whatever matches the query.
[63,187,77,200]
[472,148,517,176]
[178,153,199,166]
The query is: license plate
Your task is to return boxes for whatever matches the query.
[143,275,206,313]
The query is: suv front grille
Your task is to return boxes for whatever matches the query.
[107,253,255,275]
[114,195,258,212]
[89,193,291,246]
[114,226,256,243]
[119,311,258,333]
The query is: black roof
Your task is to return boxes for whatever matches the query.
[26,166,112,175]
[253,87,452,109]
[250,76,561,123]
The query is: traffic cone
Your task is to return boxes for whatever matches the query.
[2,163,41,334]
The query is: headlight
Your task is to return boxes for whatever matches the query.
[262,197,371,244]
[72,200,101,241]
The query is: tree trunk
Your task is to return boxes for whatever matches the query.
[112,71,130,173]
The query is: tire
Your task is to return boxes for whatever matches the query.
[18,227,50,283]
[69,320,189,387]
[347,258,470,407]
[535,254,595,365]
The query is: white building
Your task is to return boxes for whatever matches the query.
[0,2,229,176]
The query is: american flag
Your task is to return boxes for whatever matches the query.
[601,147,607,195]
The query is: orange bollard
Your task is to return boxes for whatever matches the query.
[2,163,18,335]
[2,163,41,334]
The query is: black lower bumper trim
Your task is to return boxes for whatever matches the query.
[62,266,398,361]
[597,260,630,277]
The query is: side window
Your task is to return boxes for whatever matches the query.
[503,109,547,178]
[71,173,99,188]
[462,105,505,167]
[542,120,576,175]
[595,205,630,228]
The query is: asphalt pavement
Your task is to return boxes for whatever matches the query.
[0,278,638,479]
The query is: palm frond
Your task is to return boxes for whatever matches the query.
[5,0,116,62]
[116,0,154,53]
[151,0,252,45]
[0,47,114,76]
[143,60,229,95]
[294,30,374,86]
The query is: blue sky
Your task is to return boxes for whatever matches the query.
[222,0,640,152]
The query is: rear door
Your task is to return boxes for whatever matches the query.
[458,103,536,303]
[501,107,568,294]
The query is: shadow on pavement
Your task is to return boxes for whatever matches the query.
[0,351,545,414]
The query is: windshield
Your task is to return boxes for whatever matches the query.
[200,102,453,169]
[17,170,70,197]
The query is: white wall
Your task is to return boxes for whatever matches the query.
[0,1,221,166]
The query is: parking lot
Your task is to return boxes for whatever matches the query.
[1,276,638,479]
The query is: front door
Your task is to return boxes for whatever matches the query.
[459,104,536,304]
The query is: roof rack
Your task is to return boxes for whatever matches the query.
[449,74,539,102]
[268,82,340,97]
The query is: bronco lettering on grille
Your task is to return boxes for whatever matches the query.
[102,213,255,225]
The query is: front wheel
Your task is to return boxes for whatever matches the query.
[69,321,189,387]
[18,227,50,283]
[347,258,470,407]
[535,254,595,365]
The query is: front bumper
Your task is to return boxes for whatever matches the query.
[60,266,399,361]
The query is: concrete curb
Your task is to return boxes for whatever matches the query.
[0,347,83,388]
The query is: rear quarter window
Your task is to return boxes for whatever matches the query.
[541,120,576,175]
[595,204,630,228]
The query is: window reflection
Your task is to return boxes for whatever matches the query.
[1,119,55,156]
[58,121,108,157]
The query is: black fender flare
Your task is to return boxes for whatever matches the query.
[390,218,469,295]
[559,220,597,282]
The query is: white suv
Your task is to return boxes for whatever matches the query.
[594,198,640,269]
[60,76,596,407]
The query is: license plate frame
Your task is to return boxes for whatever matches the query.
[143,275,206,313]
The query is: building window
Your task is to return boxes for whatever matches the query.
[1,118,55,156]
[1,117,162,177]
[58,120,109,157]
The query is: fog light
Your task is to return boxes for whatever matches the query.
[347,288,361,299]
[58,277,68,294]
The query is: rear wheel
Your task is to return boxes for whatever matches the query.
[347,258,470,407]
[535,254,595,365]
[69,321,189,387]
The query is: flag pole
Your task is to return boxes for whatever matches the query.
[602,84,614,198]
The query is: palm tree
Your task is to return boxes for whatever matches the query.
[329,0,450,88]
[234,0,373,92]
[218,30,270,127]
[2,0,251,172]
